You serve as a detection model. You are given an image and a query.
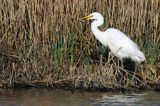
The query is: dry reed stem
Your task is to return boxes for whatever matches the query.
[0,0,160,90]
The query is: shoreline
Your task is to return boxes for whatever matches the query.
[1,80,160,92]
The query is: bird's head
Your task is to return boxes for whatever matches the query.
[81,12,103,21]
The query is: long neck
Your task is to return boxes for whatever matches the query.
[91,19,104,40]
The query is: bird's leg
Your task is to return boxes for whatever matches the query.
[107,52,111,63]
[132,63,139,85]
[108,47,123,65]
[121,59,124,68]
[115,47,123,67]
[120,58,128,87]
[114,47,127,87]
[107,52,114,64]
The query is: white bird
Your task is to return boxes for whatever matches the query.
[81,12,145,63]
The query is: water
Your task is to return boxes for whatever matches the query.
[0,89,160,106]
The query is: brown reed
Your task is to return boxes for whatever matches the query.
[0,0,160,90]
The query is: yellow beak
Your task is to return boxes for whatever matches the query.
[81,14,93,20]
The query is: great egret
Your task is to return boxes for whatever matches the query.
[81,12,145,63]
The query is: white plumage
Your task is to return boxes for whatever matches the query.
[81,12,145,63]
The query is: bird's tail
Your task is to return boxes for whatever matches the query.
[131,50,146,63]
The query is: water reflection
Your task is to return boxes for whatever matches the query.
[0,89,101,106]
[0,89,160,106]
[93,92,160,106]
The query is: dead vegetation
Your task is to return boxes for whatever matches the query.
[0,0,160,91]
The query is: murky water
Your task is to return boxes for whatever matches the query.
[0,89,160,106]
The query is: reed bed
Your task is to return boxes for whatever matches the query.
[0,0,160,91]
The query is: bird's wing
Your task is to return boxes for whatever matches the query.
[105,28,138,56]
